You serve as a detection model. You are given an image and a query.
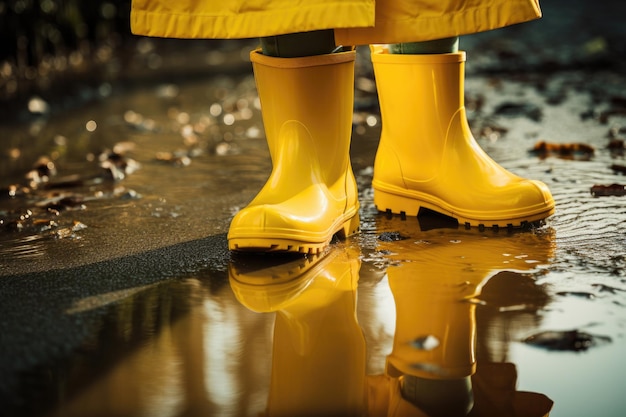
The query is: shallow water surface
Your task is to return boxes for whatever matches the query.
[4,216,624,417]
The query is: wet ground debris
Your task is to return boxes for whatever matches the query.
[493,102,543,122]
[1,141,143,239]
[590,183,626,197]
[24,156,58,187]
[155,151,192,167]
[123,110,160,133]
[608,125,626,139]
[465,92,486,113]
[580,101,626,125]
[610,164,626,175]
[591,283,626,294]
[0,181,142,239]
[556,291,595,299]
[523,329,612,352]
[99,146,141,181]
[7,143,140,194]
[377,231,410,242]
[475,122,510,142]
[37,194,87,213]
[0,201,86,236]
[530,141,595,160]
[598,110,626,125]
[155,147,204,167]
[607,139,625,157]
[54,220,89,239]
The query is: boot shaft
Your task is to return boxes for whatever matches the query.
[371,46,466,153]
[250,49,356,186]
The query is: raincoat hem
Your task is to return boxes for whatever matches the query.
[335,1,542,45]
[131,2,375,39]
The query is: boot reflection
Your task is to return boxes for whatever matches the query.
[229,245,366,417]
[371,218,555,416]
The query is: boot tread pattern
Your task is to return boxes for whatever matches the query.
[383,208,547,232]
[229,214,360,253]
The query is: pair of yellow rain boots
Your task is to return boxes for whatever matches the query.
[227,47,555,253]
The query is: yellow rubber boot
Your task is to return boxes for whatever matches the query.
[370,45,555,230]
[229,247,366,417]
[228,49,360,253]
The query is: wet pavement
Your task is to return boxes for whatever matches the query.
[1,1,626,416]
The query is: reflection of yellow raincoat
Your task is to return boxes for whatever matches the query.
[131,0,541,45]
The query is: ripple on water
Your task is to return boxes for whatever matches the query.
[0,234,47,260]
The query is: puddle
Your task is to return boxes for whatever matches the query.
[4,212,623,417]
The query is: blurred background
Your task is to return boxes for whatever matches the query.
[1,0,625,112]
[0,0,259,122]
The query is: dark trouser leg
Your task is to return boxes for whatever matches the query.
[389,36,459,54]
[260,29,338,58]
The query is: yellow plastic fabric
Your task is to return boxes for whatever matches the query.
[130,0,375,39]
[227,49,359,253]
[130,0,541,44]
[336,0,541,45]
[370,45,555,227]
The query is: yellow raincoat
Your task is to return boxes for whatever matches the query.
[131,0,541,45]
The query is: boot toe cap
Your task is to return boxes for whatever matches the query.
[228,204,329,241]
[480,178,555,225]
[518,179,555,211]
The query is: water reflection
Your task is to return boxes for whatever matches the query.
[7,218,559,417]
[230,248,366,417]
[369,217,555,416]
[229,217,556,416]
[37,274,272,417]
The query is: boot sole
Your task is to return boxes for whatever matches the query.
[229,212,360,254]
[375,189,555,231]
